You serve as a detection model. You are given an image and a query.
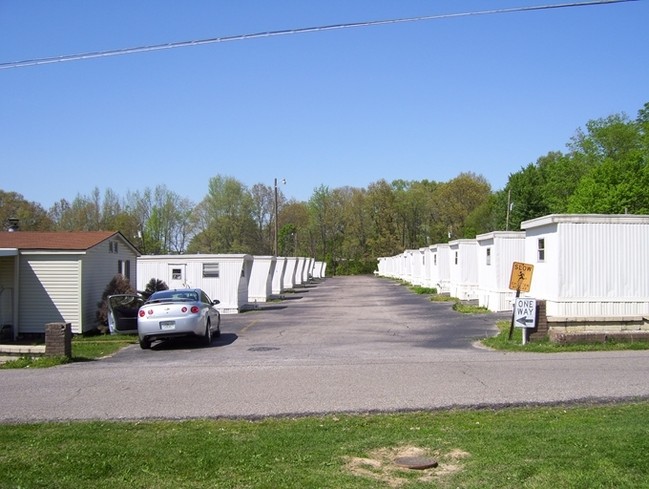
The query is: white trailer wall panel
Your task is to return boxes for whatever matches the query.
[294,258,305,286]
[272,257,287,294]
[249,256,276,302]
[522,214,649,317]
[282,257,298,289]
[476,232,525,312]
[448,240,479,300]
[410,249,426,286]
[302,257,313,283]
[428,244,450,293]
[137,254,253,314]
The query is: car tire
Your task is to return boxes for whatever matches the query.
[203,320,212,346]
[139,337,151,350]
[214,316,221,338]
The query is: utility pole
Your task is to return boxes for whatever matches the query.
[274,178,286,256]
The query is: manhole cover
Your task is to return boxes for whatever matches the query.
[248,346,280,352]
[393,456,438,470]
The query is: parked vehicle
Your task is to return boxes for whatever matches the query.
[137,288,220,349]
[107,294,145,335]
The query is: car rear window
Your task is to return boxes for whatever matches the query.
[149,291,199,303]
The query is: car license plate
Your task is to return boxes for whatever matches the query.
[160,320,175,330]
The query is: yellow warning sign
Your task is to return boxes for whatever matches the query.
[509,261,534,292]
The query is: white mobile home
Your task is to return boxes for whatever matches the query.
[272,257,287,294]
[137,254,253,314]
[428,243,450,293]
[448,239,479,300]
[476,231,526,312]
[248,256,277,303]
[301,257,313,283]
[282,257,298,289]
[0,231,139,336]
[313,261,326,279]
[521,214,649,318]
[410,248,427,286]
[294,257,309,286]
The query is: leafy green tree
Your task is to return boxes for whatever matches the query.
[431,172,491,239]
[0,190,53,231]
[188,175,257,254]
[364,179,401,257]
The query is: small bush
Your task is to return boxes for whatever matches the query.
[96,275,136,329]
[142,278,169,300]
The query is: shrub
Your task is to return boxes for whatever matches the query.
[142,278,169,300]
[95,275,136,329]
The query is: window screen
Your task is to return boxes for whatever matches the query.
[203,263,220,278]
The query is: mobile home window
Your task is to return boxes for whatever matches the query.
[171,268,183,280]
[486,247,492,266]
[537,238,545,262]
[203,263,220,278]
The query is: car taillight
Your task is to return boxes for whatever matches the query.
[139,310,145,317]
[191,306,200,314]
[181,307,188,313]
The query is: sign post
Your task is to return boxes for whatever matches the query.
[513,297,537,344]
[507,262,534,341]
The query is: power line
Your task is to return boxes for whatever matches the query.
[0,0,639,71]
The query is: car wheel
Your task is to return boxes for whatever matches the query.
[139,337,151,350]
[214,315,221,338]
[203,320,212,346]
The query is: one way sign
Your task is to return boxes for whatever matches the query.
[513,298,537,329]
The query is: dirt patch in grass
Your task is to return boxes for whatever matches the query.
[343,445,470,488]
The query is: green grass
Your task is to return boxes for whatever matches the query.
[0,403,648,488]
[0,334,137,369]
[483,321,649,352]
[451,302,490,314]
[409,285,437,295]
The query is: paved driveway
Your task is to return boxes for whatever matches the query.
[1,275,648,422]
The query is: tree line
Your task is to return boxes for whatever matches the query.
[2,102,647,274]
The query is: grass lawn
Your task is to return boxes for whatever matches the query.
[0,334,137,369]
[484,321,649,353]
[0,402,648,488]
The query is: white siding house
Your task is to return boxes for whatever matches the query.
[137,254,253,314]
[448,239,479,300]
[476,231,526,312]
[521,214,649,318]
[248,256,277,303]
[0,231,139,336]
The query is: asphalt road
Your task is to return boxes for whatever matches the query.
[1,275,648,423]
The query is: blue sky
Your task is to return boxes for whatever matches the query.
[1,0,647,210]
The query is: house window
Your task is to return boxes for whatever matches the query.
[109,242,113,253]
[486,248,492,266]
[454,251,458,265]
[114,242,118,253]
[537,238,545,262]
[203,263,220,278]
[117,260,130,279]
[171,268,183,280]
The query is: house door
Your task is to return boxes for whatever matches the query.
[168,264,186,289]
